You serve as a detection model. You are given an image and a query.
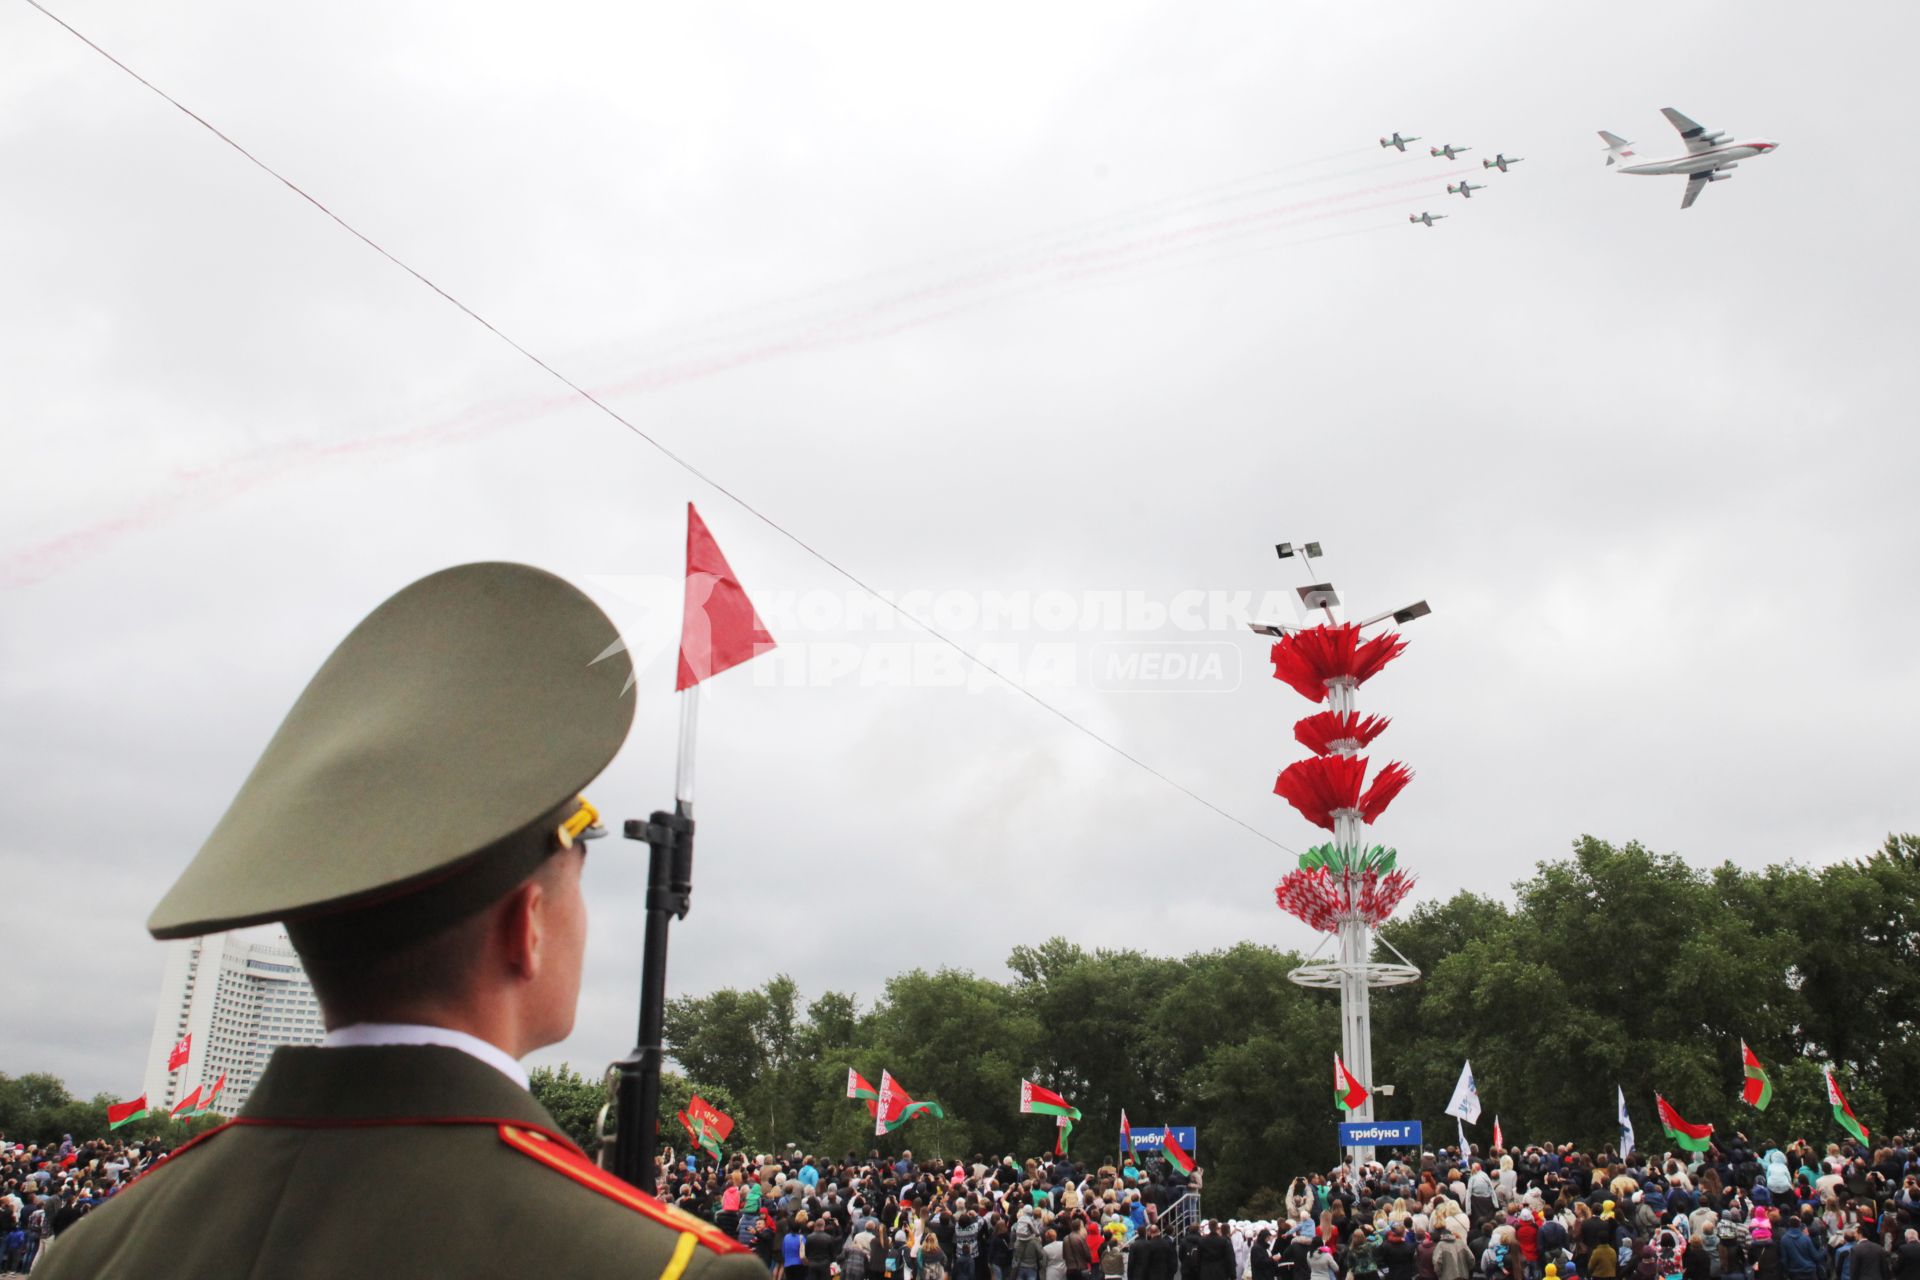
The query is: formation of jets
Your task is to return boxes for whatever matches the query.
[1391,104,1775,228]
[1598,107,1778,208]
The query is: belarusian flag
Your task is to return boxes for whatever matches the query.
[107,1095,149,1130]
[1491,1116,1504,1150]
[1655,1094,1713,1153]
[193,1074,227,1116]
[1826,1069,1869,1145]
[1162,1127,1195,1175]
[1019,1080,1081,1154]
[849,1068,880,1117]
[1740,1042,1773,1111]
[170,1086,203,1119]
[1334,1054,1368,1113]
[874,1070,945,1135]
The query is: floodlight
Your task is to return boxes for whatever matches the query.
[1356,600,1433,629]
[1303,542,1323,558]
[1275,543,1294,560]
[1297,583,1340,611]
[1375,1084,1396,1097]
[1247,622,1300,638]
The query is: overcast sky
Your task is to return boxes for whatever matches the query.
[5,0,1917,1099]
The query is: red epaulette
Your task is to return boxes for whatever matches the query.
[498,1125,748,1257]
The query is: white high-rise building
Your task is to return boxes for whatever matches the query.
[144,931,326,1116]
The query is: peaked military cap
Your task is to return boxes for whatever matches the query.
[147,562,635,940]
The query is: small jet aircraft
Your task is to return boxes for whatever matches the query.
[1597,107,1778,209]
[1430,143,1471,160]
[1482,154,1523,172]
[1408,211,1448,227]
[1379,132,1421,152]
[1447,181,1485,199]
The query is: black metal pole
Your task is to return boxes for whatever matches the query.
[612,804,693,1190]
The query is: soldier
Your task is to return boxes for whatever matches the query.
[38,562,768,1280]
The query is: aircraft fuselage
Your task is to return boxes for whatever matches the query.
[1617,139,1777,175]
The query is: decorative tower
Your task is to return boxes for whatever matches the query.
[1254,544,1428,1185]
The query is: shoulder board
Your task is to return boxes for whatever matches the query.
[499,1124,748,1256]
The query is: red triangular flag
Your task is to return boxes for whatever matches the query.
[676,504,775,691]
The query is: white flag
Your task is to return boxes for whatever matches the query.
[1457,1115,1469,1156]
[1617,1085,1635,1157]
[1445,1060,1482,1123]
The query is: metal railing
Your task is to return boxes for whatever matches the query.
[1162,1191,1202,1237]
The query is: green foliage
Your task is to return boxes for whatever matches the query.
[529,1062,609,1149]
[0,1074,228,1147]
[658,834,1920,1216]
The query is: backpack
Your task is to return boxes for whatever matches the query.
[1540,1222,1569,1253]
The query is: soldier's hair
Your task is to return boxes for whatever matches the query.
[289,849,573,1021]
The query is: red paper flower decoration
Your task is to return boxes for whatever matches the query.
[1358,761,1414,823]
[1273,756,1412,829]
[1274,866,1417,931]
[1294,711,1392,757]
[1269,624,1408,703]
[1272,755,1366,830]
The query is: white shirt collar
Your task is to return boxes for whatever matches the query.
[321,1022,530,1091]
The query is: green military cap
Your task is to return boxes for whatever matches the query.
[147,562,635,940]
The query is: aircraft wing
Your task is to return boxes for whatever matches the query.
[1662,107,1718,154]
[1680,169,1714,209]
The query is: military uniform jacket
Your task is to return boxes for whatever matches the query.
[38,1045,770,1280]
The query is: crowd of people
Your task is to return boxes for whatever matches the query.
[0,1134,170,1275]
[10,1125,1920,1280]
[649,1134,1920,1280]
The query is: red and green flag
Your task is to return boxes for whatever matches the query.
[874,1070,945,1135]
[1162,1127,1195,1174]
[1655,1094,1713,1153]
[1740,1042,1773,1111]
[1826,1069,1869,1145]
[1020,1080,1082,1154]
[849,1068,880,1117]
[169,1086,203,1119]
[107,1095,150,1130]
[1335,1054,1368,1113]
[192,1074,227,1116]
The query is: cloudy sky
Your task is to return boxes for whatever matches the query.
[5,0,1917,1098]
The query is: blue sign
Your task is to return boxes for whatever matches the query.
[1129,1126,1198,1156]
[1338,1120,1422,1148]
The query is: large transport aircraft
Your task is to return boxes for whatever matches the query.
[1598,108,1778,209]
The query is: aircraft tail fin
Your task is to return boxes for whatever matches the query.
[1598,131,1635,165]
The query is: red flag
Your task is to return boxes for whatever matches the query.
[687,1094,734,1141]
[195,1074,227,1114]
[170,1086,203,1118]
[1492,1116,1504,1149]
[676,504,775,691]
[167,1033,191,1071]
[1334,1054,1369,1112]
